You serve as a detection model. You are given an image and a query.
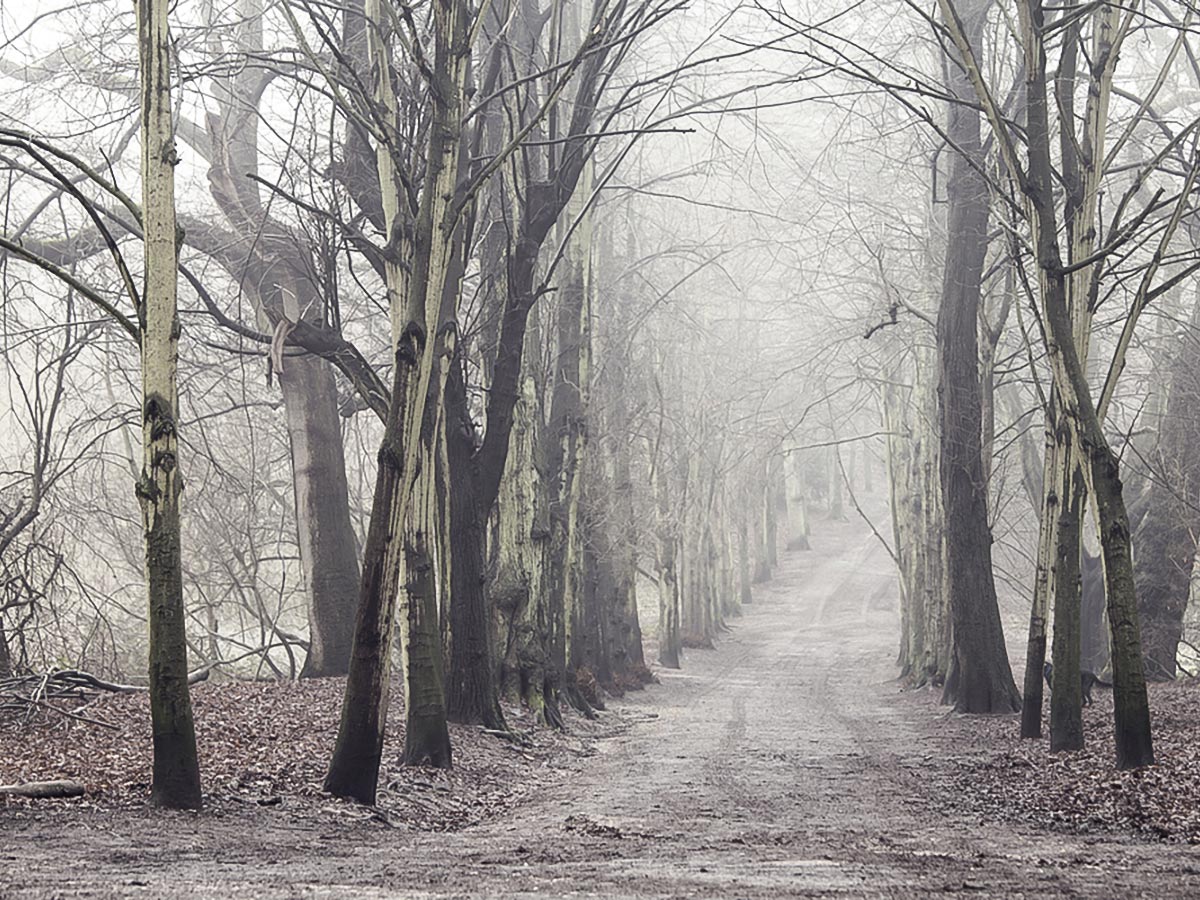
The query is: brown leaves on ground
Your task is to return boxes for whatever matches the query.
[916,679,1200,843]
[0,677,609,829]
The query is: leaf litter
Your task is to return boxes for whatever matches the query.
[0,676,615,831]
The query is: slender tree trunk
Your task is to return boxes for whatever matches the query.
[1080,548,1109,674]
[828,448,845,520]
[654,446,682,669]
[765,458,780,569]
[1050,442,1086,753]
[0,622,11,677]
[784,453,811,551]
[138,0,202,810]
[737,509,754,608]
[1021,395,1059,738]
[751,480,772,583]
[1016,0,1153,768]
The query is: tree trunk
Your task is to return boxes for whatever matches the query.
[547,255,592,713]
[489,342,553,721]
[936,0,1019,714]
[1080,548,1108,674]
[445,364,507,730]
[0,621,12,678]
[765,458,781,569]
[137,0,203,810]
[399,335,454,768]
[606,377,647,674]
[325,0,469,803]
[784,453,811,551]
[654,442,682,669]
[1133,297,1200,679]
[285,356,360,679]
[1016,0,1153,767]
[737,508,754,608]
[201,2,360,680]
[1021,394,1060,739]
[751,480,772,583]
[1050,446,1086,753]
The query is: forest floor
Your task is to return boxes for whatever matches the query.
[4,515,1200,898]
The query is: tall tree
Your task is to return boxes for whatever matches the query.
[324,0,470,803]
[935,0,1020,714]
[445,0,670,728]
[1133,292,1200,679]
[137,0,203,809]
[939,0,1159,767]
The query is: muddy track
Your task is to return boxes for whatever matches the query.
[5,516,1200,898]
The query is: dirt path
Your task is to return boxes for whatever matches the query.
[6,517,1200,898]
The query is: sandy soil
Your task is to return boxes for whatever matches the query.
[4,516,1200,898]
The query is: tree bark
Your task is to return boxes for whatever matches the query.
[285,355,360,679]
[445,363,508,730]
[399,333,454,768]
[1049,446,1087,752]
[936,0,1020,714]
[1016,0,1153,767]
[137,0,202,810]
[325,0,469,804]
[1133,296,1200,679]
[1020,397,1057,738]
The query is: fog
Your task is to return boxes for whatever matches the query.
[2,0,1200,895]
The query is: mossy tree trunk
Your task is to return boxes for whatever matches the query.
[940,0,1154,766]
[137,0,202,811]
[325,0,469,804]
[400,330,455,768]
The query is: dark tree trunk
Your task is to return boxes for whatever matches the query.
[324,317,429,804]
[445,364,506,730]
[1018,0,1153,767]
[1050,456,1086,753]
[936,0,1020,714]
[0,621,12,678]
[1133,306,1200,680]
[283,358,360,679]
[1020,395,1055,739]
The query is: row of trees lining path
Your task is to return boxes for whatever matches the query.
[0,0,816,808]
[3,0,1200,815]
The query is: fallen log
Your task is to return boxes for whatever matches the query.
[0,780,86,799]
[50,667,211,694]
